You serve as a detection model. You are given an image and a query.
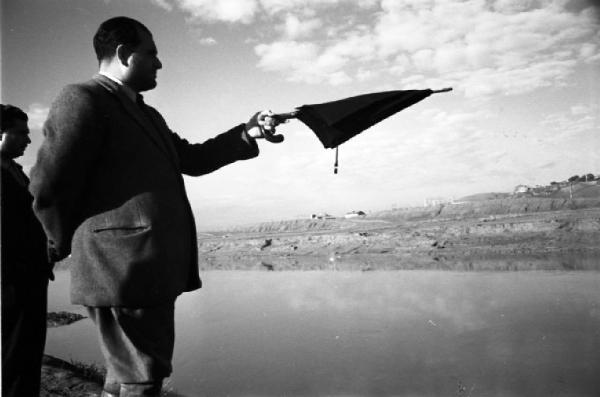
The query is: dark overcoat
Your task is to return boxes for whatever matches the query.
[1,163,50,282]
[29,75,258,307]
[1,162,50,397]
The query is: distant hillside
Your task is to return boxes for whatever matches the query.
[210,183,600,234]
[369,197,600,222]
[211,197,600,235]
[457,192,512,201]
[458,182,600,202]
[548,183,600,199]
[220,218,352,235]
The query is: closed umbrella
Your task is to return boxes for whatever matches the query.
[264,87,452,173]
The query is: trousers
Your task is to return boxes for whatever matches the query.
[86,302,175,397]
[1,276,48,397]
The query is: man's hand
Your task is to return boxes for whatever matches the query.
[245,110,284,143]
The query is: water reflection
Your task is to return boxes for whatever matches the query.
[47,270,600,396]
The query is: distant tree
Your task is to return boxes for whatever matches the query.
[585,173,595,181]
[568,175,579,182]
[550,181,558,185]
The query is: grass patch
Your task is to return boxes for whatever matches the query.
[68,359,106,385]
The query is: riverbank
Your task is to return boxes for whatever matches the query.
[40,355,103,397]
[41,312,102,396]
[50,197,600,273]
[196,199,600,271]
[42,311,184,396]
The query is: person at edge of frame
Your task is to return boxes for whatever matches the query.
[29,16,283,397]
[1,103,55,397]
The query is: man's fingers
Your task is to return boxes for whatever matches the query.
[246,109,284,142]
[258,110,280,131]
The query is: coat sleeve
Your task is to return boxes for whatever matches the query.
[29,84,105,261]
[146,107,260,177]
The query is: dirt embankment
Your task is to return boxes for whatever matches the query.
[198,198,600,271]
[41,313,103,397]
[41,355,103,397]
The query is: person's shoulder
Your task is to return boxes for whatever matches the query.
[51,79,110,114]
[0,166,21,194]
[57,78,104,99]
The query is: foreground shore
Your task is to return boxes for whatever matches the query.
[40,354,103,397]
[41,313,102,396]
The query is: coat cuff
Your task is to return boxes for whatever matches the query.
[234,123,259,159]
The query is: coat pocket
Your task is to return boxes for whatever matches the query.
[92,225,151,237]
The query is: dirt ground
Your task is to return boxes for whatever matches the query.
[197,207,600,271]
[41,313,103,396]
[40,355,103,397]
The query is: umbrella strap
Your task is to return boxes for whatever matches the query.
[334,146,339,174]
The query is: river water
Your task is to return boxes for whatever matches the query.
[46,269,600,396]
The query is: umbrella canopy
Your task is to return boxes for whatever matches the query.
[271,88,451,148]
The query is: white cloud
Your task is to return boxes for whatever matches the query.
[420,108,495,127]
[173,0,259,23]
[255,40,354,85]
[356,68,375,82]
[26,103,49,130]
[493,0,536,14]
[149,0,174,11]
[580,42,600,63]
[411,49,434,71]
[260,0,377,16]
[251,0,600,96]
[163,0,378,23]
[389,54,410,76]
[259,0,316,15]
[432,45,467,74]
[255,40,318,73]
[151,0,599,97]
[571,104,591,115]
[280,14,322,39]
[198,36,217,45]
[540,103,598,140]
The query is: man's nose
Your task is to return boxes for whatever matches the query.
[156,58,163,69]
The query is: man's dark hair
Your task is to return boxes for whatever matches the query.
[93,16,151,62]
[0,104,28,131]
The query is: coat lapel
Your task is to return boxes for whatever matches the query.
[93,75,180,170]
[140,102,181,164]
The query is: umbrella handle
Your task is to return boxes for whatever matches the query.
[272,111,299,122]
[262,111,299,143]
[260,126,284,143]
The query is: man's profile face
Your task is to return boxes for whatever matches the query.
[0,119,31,159]
[125,28,162,92]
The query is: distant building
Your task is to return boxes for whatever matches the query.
[423,197,453,207]
[513,185,530,194]
[344,210,366,219]
[531,185,551,196]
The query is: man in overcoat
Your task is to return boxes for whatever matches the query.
[29,16,280,397]
[1,104,53,397]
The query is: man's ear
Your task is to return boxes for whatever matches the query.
[115,44,133,66]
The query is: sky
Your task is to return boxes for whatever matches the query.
[1,0,599,230]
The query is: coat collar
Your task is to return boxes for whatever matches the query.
[97,71,137,102]
[92,74,180,170]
